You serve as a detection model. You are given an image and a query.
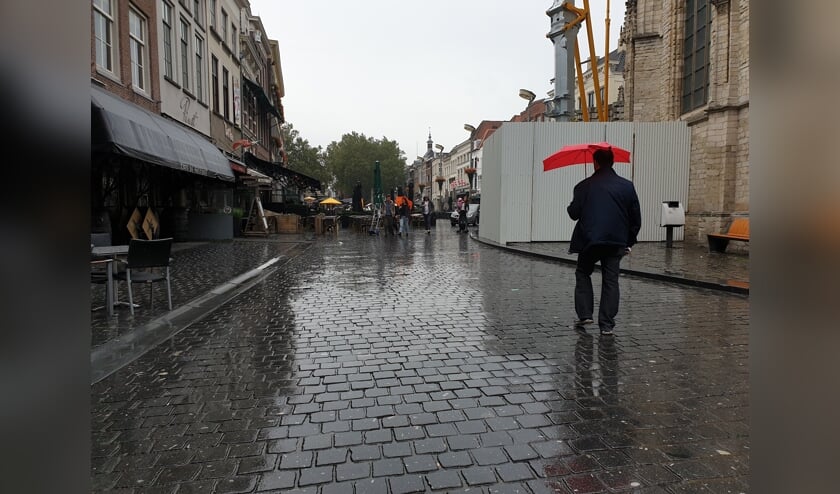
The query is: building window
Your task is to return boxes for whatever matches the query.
[221,9,228,45]
[587,91,595,109]
[128,8,148,91]
[93,0,116,74]
[209,0,216,29]
[243,91,253,133]
[195,34,204,101]
[193,0,203,26]
[180,18,190,90]
[211,56,219,113]
[231,25,237,56]
[682,0,711,113]
[162,1,174,79]
[222,67,230,120]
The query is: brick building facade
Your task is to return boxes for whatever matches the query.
[622,0,749,245]
[91,0,160,113]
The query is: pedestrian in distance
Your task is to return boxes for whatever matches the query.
[395,193,412,236]
[456,195,468,233]
[567,148,641,336]
[382,194,395,237]
[422,196,433,234]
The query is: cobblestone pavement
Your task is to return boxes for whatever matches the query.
[91,237,311,348]
[500,240,748,294]
[91,224,749,493]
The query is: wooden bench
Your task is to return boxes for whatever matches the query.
[707,218,749,252]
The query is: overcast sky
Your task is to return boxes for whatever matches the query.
[251,0,625,159]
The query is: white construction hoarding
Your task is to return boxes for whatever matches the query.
[477,121,690,245]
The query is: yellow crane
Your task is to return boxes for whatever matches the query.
[559,0,612,122]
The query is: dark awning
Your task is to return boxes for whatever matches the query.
[242,78,283,121]
[243,152,321,191]
[91,84,235,181]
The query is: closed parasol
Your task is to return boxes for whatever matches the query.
[373,161,383,207]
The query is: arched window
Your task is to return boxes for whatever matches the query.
[682,0,711,113]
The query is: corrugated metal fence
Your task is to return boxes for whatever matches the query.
[478,121,690,245]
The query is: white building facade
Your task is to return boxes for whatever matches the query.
[157,0,211,135]
[205,0,244,154]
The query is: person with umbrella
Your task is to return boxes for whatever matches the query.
[394,191,413,236]
[566,146,641,336]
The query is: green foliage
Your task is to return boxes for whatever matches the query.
[280,123,331,189]
[323,132,406,200]
[278,125,407,200]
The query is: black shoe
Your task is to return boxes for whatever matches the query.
[573,318,594,327]
[599,328,614,336]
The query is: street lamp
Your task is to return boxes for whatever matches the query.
[519,88,536,122]
[432,144,446,210]
[463,124,477,196]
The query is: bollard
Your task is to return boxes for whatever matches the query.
[665,225,676,248]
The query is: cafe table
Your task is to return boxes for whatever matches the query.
[90,245,137,309]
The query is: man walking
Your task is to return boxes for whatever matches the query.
[567,147,641,336]
[421,196,433,234]
[382,194,395,236]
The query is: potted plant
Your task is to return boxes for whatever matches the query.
[464,167,477,191]
[231,207,245,236]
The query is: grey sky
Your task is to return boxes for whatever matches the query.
[250,0,625,159]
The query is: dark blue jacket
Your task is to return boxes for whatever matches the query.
[567,167,642,254]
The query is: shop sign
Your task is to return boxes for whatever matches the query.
[180,97,199,127]
[233,80,241,126]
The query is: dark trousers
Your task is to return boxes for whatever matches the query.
[383,215,394,236]
[574,245,624,331]
[423,213,432,231]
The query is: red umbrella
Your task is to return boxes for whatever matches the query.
[543,142,631,172]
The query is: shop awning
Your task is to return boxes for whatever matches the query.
[242,78,283,121]
[91,84,235,182]
[243,152,321,191]
[242,167,273,187]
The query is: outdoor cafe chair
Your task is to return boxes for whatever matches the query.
[90,259,114,317]
[114,238,173,316]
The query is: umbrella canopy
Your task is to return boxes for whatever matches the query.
[373,161,383,206]
[303,196,316,202]
[543,142,631,172]
[319,197,342,206]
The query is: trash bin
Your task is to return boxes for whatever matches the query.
[660,201,685,248]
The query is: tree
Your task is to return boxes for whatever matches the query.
[323,132,406,200]
[280,123,331,190]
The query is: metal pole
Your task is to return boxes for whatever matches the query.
[581,0,604,121]
[604,0,610,121]
[575,43,590,121]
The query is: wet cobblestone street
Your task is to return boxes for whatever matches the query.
[91,226,749,493]
[91,239,309,348]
